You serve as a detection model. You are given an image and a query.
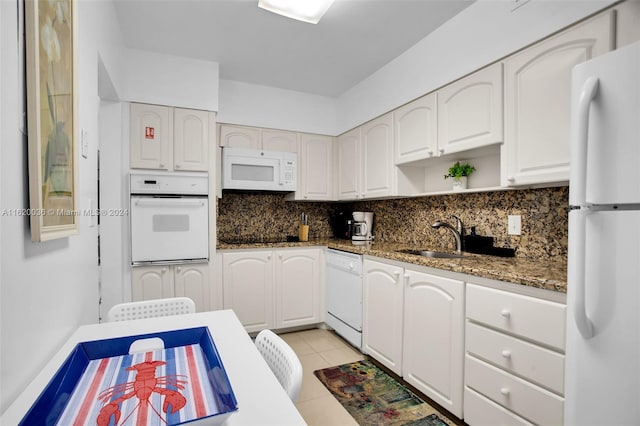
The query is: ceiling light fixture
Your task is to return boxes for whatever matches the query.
[258,0,335,24]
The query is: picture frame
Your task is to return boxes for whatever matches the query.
[25,0,79,241]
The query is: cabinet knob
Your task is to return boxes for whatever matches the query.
[394,271,400,277]
[175,164,181,169]
[500,387,510,396]
[176,266,182,273]
[507,176,515,183]
[438,147,445,154]
[159,163,165,168]
[427,150,434,156]
[304,195,308,199]
[267,255,272,260]
[279,254,283,259]
[500,309,511,318]
[161,268,167,273]
[501,349,512,359]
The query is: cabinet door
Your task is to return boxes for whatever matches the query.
[298,134,334,201]
[173,108,209,171]
[503,12,614,186]
[130,103,172,170]
[131,265,174,301]
[275,249,322,328]
[403,269,464,418]
[337,127,361,200]
[261,130,299,152]
[393,93,437,164]
[222,251,274,333]
[363,259,404,375]
[219,124,260,149]
[361,112,395,198]
[437,63,503,155]
[174,263,209,312]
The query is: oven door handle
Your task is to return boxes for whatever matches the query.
[133,198,206,207]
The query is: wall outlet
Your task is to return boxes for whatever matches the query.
[508,215,522,235]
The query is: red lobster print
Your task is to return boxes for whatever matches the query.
[96,360,188,426]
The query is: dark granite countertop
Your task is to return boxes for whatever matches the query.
[217,238,567,293]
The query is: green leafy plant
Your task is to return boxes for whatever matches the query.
[444,161,475,180]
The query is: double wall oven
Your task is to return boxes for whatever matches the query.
[130,171,209,265]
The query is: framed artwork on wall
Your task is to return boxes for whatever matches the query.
[25,0,79,241]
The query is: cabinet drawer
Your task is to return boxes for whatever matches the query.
[464,387,533,426]
[466,283,566,350]
[466,322,564,394]
[465,355,564,426]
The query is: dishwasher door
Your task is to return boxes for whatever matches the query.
[326,249,363,342]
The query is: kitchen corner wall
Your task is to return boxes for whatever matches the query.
[217,186,569,262]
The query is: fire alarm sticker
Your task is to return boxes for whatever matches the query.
[145,127,155,139]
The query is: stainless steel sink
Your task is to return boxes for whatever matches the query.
[395,249,467,259]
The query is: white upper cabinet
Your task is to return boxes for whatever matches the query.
[261,130,299,152]
[294,133,334,201]
[219,125,298,152]
[338,113,395,200]
[173,108,210,171]
[218,124,260,149]
[130,103,172,170]
[437,63,503,155]
[361,112,395,198]
[130,103,210,171]
[337,127,362,200]
[502,11,614,186]
[394,93,437,165]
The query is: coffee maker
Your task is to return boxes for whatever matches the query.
[352,211,374,242]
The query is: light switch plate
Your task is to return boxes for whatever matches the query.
[508,215,522,235]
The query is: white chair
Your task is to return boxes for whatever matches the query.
[107,297,196,322]
[254,329,303,402]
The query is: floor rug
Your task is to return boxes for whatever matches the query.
[314,360,453,426]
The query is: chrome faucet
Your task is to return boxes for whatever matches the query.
[431,215,464,253]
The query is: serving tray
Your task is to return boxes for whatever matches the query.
[20,327,238,425]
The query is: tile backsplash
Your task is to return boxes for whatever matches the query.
[217,187,569,261]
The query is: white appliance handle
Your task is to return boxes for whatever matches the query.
[573,210,594,339]
[572,76,599,340]
[571,76,599,206]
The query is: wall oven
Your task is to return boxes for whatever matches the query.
[130,171,209,265]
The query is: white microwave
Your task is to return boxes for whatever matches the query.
[222,147,297,191]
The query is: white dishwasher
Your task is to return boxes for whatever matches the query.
[326,249,363,350]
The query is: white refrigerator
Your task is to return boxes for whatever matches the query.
[565,41,640,425]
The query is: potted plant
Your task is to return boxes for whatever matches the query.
[444,161,475,191]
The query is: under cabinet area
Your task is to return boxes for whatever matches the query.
[464,282,566,425]
[131,263,210,312]
[130,103,211,171]
[221,248,324,333]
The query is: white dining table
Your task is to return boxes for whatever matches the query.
[1,310,307,425]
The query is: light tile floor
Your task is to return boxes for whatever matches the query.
[279,328,364,426]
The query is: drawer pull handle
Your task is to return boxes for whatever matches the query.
[500,387,510,396]
[501,350,512,359]
[500,309,511,318]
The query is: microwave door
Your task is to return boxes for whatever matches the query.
[223,156,281,190]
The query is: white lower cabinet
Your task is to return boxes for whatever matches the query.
[403,269,464,418]
[464,282,566,425]
[363,258,464,418]
[363,259,404,375]
[221,248,323,333]
[132,263,210,312]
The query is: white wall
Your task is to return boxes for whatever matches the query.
[0,0,123,413]
[120,48,219,111]
[336,0,617,134]
[217,79,337,135]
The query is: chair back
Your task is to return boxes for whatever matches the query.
[254,329,303,402]
[107,297,196,322]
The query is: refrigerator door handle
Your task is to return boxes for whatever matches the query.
[573,210,594,339]
[570,76,599,206]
